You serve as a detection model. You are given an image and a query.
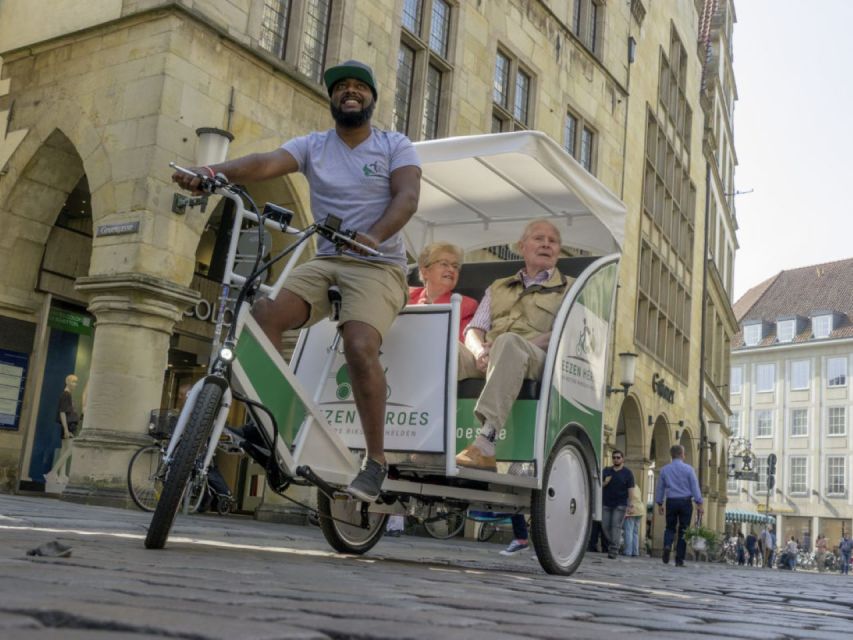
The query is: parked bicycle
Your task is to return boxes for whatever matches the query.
[127,408,236,515]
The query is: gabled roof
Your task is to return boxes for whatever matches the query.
[733,257,853,348]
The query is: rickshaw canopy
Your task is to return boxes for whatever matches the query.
[407,131,627,257]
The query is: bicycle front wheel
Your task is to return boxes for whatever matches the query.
[127,444,164,512]
[145,381,223,549]
[424,511,466,540]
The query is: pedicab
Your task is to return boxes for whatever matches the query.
[146,130,626,576]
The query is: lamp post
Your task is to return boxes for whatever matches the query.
[172,127,235,215]
[195,127,234,166]
[606,352,639,396]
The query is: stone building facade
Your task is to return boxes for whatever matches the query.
[0,1,737,548]
[727,259,853,550]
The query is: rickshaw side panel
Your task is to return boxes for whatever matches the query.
[455,398,536,460]
[542,260,619,468]
[233,321,308,445]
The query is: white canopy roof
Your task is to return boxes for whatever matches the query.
[406,131,627,257]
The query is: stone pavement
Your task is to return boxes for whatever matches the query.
[0,495,851,639]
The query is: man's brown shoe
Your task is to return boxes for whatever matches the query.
[455,444,497,471]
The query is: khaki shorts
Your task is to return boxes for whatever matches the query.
[283,256,408,338]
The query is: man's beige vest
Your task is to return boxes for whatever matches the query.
[485,269,570,343]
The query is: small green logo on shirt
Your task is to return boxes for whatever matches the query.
[362,161,382,177]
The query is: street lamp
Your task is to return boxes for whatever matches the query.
[606,352,638,396]
[173,127,236,215]
[195,127,234,166]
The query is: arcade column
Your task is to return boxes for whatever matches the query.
[61,273,198,506]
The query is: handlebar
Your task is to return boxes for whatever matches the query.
[170,162,382,257]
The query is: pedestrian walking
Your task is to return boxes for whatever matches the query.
[654,444,703,567]
[736,531,746,566]
[601,450,635,559]
[839,532,852,575]
[784,536,798,571]
[815,534,828,573]
[621,486,644,557]
[760,526,774,569]
[746,529,758,566]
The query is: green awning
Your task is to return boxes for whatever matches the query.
[725,509,776,524]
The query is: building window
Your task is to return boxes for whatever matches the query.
[299,0,333,82]
[755,409,773,438]
[636,108,696,381]
[395,45,416,134]
[777,319,795,343]
[789,457,808,495]
[492,47,534,132]
[730,366,742,394]
[743,323,762,347]
[812,314,833,338]
[790,408,808,437]
[259,0,333,83]
[729,411,740,436]
[572,0,603,56]
[395,0,453,140]
[756,363,775,393]
[827,356,847,387]
[658,26,691,146]
[790,359,810,390]
[828,406,847,436]
[259,0,292,59]
[514,69,531,124]
[564,110,597,174]
[754,457,768,494]
[827,456,847,496]
[727,477,738,494]
[402,0,422,33]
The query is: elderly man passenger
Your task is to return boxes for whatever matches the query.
[408,242,478,340]
[455,219,570,471]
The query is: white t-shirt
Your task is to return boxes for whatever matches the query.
[282,128,420,269]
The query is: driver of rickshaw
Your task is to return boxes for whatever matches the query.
[455,219,570,471]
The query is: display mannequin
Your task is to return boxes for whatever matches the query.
[44,374,79,493]
[57,374,79,439]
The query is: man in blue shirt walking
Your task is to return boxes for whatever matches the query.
[655,444,703,567]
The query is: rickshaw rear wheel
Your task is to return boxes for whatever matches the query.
[317,491,388,554]
[531,433,592,575]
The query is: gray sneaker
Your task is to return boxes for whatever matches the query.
[346,458,387,503]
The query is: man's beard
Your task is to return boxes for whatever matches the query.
[330,100,375,128]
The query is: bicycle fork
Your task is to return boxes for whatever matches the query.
[165,377,233,512]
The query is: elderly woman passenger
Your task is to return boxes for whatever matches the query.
[408,242,478,340]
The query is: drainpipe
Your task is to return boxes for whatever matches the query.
[698,157,712,501]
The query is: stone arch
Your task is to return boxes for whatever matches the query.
[0,128,91,305]
[648,415,673,555]
[614,394,645,496]
[1,102,113,224]
[679,428,695,467]
[614,394,644,460]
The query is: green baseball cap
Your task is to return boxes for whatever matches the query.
[323,59,378,99]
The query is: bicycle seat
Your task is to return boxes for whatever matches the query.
[328,286,342,321]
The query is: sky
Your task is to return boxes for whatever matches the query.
[731,0,853,301]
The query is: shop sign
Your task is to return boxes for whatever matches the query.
[652,372,675,403]
[0,349,28,430]
[96,221,140,237]
[48,308,93,336]
[185,298,234,325]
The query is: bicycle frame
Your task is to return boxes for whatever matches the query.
[165,181,366,491]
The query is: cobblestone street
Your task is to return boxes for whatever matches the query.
[0,495,850,639]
